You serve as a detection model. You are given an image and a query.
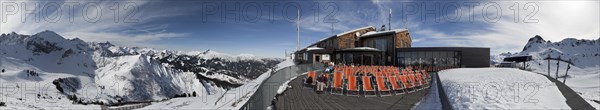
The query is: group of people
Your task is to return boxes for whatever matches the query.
[305,72,329,93]
[315,73,328,92]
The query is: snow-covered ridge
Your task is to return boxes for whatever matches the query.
[0,30,283,108]
[490,52,518,65]
[518,35,599,68]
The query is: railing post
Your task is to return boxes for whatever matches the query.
[555,56,560,80]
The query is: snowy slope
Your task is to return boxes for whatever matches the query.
[0,31,283,109]
[439,68,571,109]
[0,31,96,75]
[94,54,204,102]
[139,58,296,109]
[0,54,101,109]
[90,42,283,89]
[500,35,600,108]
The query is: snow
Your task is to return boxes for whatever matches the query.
[196,67,246,85]
[527,62,600,108]
[343,47,381,51]
[390,28,409,33]
[0,31,285,109]
[360,28,408,37]
[192,50,265,62]
[336,26,374,36]
[276,72,305,95]
[510,36,600,108]
[140,58,296,109]
[438,68,571,109]
[94,54,205,102]
[362,31,377,36]
[274,58,296,70]
[0,55,101,109]
[306,46,324,51]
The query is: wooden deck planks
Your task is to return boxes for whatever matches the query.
[275,75,429,110]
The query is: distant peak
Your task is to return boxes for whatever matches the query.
[527,35,545,43]
[98,41,115,46]
[36,30,59,35]
[203,49,214,54]
[33,30,67,42]
[532,35,544,40]
[3,32,19,37]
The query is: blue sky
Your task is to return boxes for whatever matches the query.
[1,0,598,58]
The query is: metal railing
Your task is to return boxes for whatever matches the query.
[238,63,324,110]
[100,102,151,110]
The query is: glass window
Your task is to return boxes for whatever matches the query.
[423,51,429,66]
[376,39,386,51]
[344,53,353,64]
[400,40,403,47]
[432,52,439,66]
[418,52,426,65]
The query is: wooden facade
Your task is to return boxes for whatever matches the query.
[337,27,376,49]
[395,31,412,48]
[295,26,412,65]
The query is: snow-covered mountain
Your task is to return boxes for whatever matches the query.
[492,35,600,108]
[89,42,283,88]
[490,52,518,65]
[0,31,283,107]
[518,35,600,68]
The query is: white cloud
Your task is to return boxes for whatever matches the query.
[62,32,186,48]
[370,1,599,54]
[0,0,187,49]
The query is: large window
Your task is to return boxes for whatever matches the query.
[396,50,461,67]
[425,51,432,66]
[343,53,353,64]
[375,39,387,51]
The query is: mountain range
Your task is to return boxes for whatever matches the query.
[0,31,283,105]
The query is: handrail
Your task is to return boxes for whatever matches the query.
[237,63,324,110]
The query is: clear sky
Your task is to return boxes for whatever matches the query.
[1,0,598,58]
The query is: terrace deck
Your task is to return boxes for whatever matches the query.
[274,75,430,110]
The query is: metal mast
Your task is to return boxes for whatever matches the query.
[389,8,392,30]
[297,9,300,51]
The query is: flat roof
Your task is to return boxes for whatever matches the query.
[396,47,490,51]
[504,56,533,62]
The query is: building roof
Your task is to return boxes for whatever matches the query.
[359,28,409,39]
[338,47,382,52]
[298,26,374,51]
[336,26,375,36]
[503,56,533,62]
[298,26,405,52]
[306,46,325,51]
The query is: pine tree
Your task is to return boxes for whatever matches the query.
[192,91,197,97]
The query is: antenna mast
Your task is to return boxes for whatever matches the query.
[389,8,392,30]
[297,9,300,51]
